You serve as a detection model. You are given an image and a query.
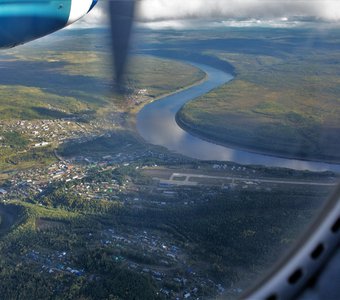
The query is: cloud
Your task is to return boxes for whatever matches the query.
[138,18,304,30]
[76,0,340,28]
[137,0,340,22]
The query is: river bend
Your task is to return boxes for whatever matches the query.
[137,61,340,173]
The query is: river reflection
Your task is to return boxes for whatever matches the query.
[137,62,340,173]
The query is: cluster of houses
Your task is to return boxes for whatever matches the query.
[101,228,226,299]
[0,115,120,150]
[26,250,84,277]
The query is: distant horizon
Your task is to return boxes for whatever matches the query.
[71,0,340,30]
[69,18,340,31]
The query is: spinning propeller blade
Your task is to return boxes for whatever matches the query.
[109,0,136,86]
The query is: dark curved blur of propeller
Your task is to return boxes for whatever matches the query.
[109,0,136,88]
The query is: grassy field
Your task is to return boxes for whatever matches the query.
[177,28,340,162]
[0,29,204,173]
[0,29,205,120]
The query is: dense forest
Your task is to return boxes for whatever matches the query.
[0,182,327,299]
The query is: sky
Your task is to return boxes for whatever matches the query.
[74,0,340,29]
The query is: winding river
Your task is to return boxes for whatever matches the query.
[137,61,340,173]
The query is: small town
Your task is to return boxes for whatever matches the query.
[1,103,338,299]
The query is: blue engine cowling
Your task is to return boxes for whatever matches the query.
[0,0,98,48]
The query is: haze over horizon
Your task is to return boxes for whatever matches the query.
[74,0,340,29]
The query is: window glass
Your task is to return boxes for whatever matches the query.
[0,1,339,299]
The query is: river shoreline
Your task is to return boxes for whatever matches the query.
[136,59,340,173]
[176,113,340,167]
[128,73,208,116]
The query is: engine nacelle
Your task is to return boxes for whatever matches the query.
[0,0,97,48]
